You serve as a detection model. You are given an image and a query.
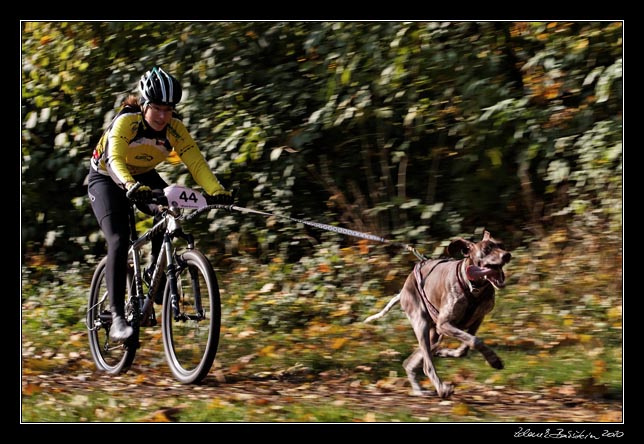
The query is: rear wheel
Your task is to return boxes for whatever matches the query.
[87,256,138,374]
[162,250,221,384]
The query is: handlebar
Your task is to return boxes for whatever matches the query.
[126,182,234,208]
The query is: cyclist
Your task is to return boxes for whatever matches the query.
[87,66,233,342]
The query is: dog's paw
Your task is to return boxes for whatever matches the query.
[489,356,504,370]
[437,383,454,399]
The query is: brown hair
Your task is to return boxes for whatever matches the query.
[122,94,141,111]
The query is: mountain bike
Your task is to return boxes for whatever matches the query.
[86,183,230,384]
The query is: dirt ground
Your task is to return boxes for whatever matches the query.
[22,365,623,425]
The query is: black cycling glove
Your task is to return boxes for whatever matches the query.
[208,191,234,205]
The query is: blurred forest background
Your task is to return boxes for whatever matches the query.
[22,21,622,262]
[21,21,623,422]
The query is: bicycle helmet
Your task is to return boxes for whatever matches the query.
[139,67,182,106]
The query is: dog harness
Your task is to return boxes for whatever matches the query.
[413,258,492,324]
[413,259,448,323]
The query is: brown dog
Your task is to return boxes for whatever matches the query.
[364,230,511,398]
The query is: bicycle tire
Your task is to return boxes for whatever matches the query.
[87,256,138,374]
[162,249,221,384]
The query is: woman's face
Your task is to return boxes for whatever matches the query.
[144,103,173,131]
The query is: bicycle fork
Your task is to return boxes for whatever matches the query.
[163,232,205,321]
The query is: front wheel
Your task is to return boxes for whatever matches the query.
[162,250,221,384]
[86,256,138,374]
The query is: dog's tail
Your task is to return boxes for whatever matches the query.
[364,293,401,323]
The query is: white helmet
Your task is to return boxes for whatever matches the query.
[139,66,182,106]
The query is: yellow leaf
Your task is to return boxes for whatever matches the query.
[485,374,502,384]
[452,403,470,415]
[364,412,377,422]
[208,399,225,409]
[22,383,41,396]
[599,411,622,422]
[384,269,398,281]
[592,360,607,379]
[149,412,172,422]
[259,345,277,357]
[142,408,182,422]
[607,306,622,320]
[579,334,593,343]
[134,374,147,384]
[331,337,349,350]
[575,38,589,51]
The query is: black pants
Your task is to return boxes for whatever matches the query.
[87,168,167,316]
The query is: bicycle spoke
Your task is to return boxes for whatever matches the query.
[162,250,220,384]
[87,257,137,374]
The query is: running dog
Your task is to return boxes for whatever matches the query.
[364,230,511,398]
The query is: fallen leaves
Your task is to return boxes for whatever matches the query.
[21,367,623,423]
[258,345,279,358]
[330,337,349,350]
[22,383,42,396]
[452,402,470,416]
[141,407,183,422]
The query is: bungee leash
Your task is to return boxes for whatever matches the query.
[186,203,428,261]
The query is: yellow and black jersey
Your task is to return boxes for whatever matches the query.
[91,106,225,195]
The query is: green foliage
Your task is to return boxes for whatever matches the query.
[22,21,622,264]
[222,238,407,332]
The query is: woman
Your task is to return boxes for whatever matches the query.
[87,66,232,341]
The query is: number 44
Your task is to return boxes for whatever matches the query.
[179,190,199,203]
[164,185,207,209]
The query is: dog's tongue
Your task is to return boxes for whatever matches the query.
[466,265,491,280]
[466,265,506,288]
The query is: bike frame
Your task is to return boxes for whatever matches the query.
[126,201,196,331]
[87,183,225,382]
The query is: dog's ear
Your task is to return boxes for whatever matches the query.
[482,230,491,241]
[446,238,473,258]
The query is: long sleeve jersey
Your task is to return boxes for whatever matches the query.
[90,105,226,195]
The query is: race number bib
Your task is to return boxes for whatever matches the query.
[164,185,207,209]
